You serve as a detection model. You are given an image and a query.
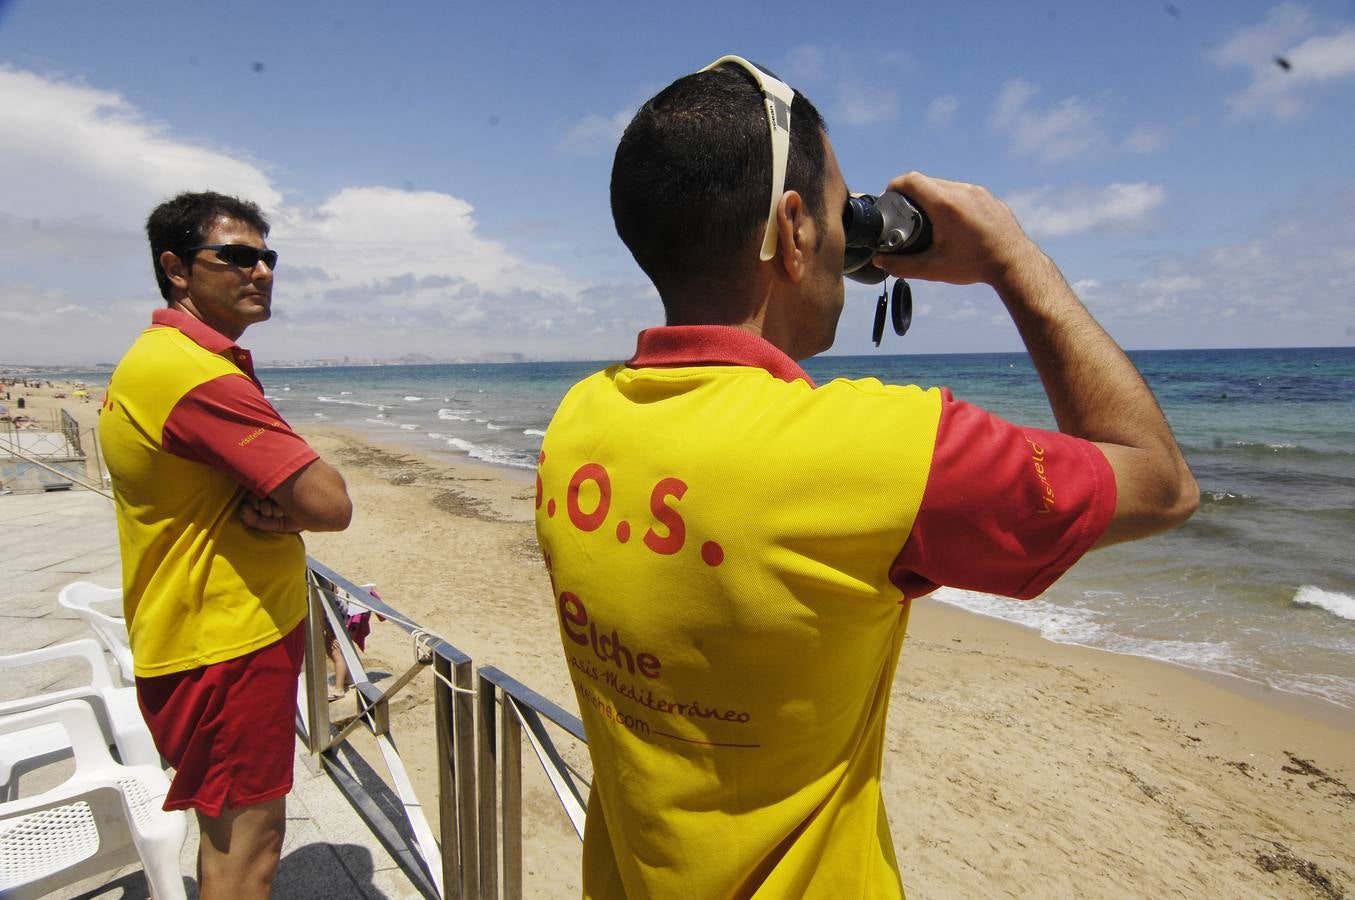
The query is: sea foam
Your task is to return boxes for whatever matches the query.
[1293,585,1355,621]
[437,408,476,422]
[929,588,1234,670]
[440,436,534,469]
[318,395,385,409]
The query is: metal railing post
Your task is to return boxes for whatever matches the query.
[302,577,331,758]
[477,674,499,899]
[453,658,479,900]
[434,654,463,900]
[87,427,106,487]
[501,697,523,900]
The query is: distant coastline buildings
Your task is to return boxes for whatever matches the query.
[1,352,531,375]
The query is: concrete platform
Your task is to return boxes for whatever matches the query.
[0,489,426,898]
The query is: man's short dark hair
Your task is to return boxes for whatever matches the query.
[610,65,828,309]
[146,191,270,301]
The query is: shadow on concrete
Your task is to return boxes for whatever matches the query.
[66,870,193,899]
[62,843,383,899]
[273,842,380,899]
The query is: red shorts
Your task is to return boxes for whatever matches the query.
[136,624,305,816]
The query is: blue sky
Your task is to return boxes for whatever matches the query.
[1,0,1353,364]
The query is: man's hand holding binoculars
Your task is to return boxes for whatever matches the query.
[868,172,1052,292]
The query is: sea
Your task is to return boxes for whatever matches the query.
[102,347,1355,714]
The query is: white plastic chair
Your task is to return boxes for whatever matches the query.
[0,723,71,803]
[0,640,159,791]
[0,700,187,899]
[58,581,135,685]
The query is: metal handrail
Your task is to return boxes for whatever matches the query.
[303,557,480,900]
[60,408,84,457]
[476,666,588,899]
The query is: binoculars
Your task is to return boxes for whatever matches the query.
[842,192,931,283]
[842,192,932,345]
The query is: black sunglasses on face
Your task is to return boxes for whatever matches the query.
[184,243,278,270]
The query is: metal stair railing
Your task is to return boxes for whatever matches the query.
[302,557,480,900]
[475,666,588,900]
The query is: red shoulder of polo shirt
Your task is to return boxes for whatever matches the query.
[152,308,319,497]
[890,392,1115,600]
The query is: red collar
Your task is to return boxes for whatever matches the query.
[150,308,258,381]
[626,326,816,387]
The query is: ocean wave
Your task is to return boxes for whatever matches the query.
[439,436,534,469]
[929,588,1234,670]
[363,417,399,428]
[1200,490,1256,505]
[486,423,507,431]
[523,429,546,437]
[1192,440,1352,459]
[404,396,425,402]
[400,424,417,431]
[437,408,476,422]
[930,588,1106,643]
[1292,585,1355,621]
[313,412,327,418]
[318,395,385,409]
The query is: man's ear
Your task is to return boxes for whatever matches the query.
[159,250,190,292]
[773,190,813,283]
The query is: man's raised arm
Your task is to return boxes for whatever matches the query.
[873,172,1199,547]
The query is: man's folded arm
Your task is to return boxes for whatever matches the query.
[266,459,352,532]
[161,373,353,533]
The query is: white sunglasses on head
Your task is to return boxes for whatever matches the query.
[701,55,795,262]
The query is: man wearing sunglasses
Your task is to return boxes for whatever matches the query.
[535,57,1197,898]
[101,191,352,899]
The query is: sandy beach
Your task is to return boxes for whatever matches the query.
[298,424,1355,899]
[9,382,1355,898]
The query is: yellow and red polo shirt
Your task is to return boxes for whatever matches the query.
[535,326,1115,899]
[100,308,318,677]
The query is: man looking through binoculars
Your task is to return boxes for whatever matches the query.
[535,56,1198,898]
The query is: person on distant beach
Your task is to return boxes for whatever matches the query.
[101,191,352,899]
[535,57,1199,899]
[326,585,380,701]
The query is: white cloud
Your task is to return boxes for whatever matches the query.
[1140,274,1206,294]
[1210,5,1355,121]
[783,45,828,83]
[989,78,1109,164]
[1209,3,1313,69]
[556,109,632,157]
[777,44,907,128]
[1004,182,1166,239]
[0,67,653,365]
[834,88,899,127]
[0,66,279,233]
[1064,183,1355,348]
[926,95,959,129]
[1122,125,1167,154]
